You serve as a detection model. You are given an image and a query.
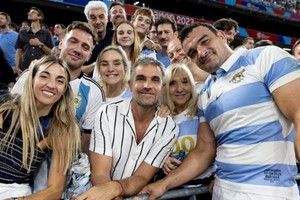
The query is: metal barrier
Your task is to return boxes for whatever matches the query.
[124,186,209,200]
[124,173,300,200]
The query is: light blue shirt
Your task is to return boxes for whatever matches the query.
[0,30,18,67]
[198,46,300,197]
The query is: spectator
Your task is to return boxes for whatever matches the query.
[19,21,29,31]
[108,1,126,30]
[83,0,114,77]
[131,7,157,51]
[292,39,300,61]
[15,6,54,75]
[249,0,299,13]
[8,22,18,32]
[76,56,178,200]
[50,46,61,58]
[0,47,15,90]
[144,17,178,68]
[167,37,209,92]
[0,12,18,69]
[112,20,141,65]
[167,37,189,64]
[0,55,80,199]
[148,25,158,44]
[155,17,178,68]
[96,45,131,102]
[254,39,273,47]
[213,17,238,45]
[242,37,255,49]
[53,23,65,46]
[148,25,162,52]
[141,22,300,200]
[41,23,50,31]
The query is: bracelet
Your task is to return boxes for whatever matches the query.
[39,43,44,49]
[114,180,126,196]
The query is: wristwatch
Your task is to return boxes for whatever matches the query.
[39,43,44,49]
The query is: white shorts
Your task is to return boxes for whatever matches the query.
[0,182,32,198]
[212,183,298,200]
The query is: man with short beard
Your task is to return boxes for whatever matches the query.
[143,17,178,68]
[108,1,127,30]
[76,57,178,200]
[0,12,18,69]
[15,7,53,75]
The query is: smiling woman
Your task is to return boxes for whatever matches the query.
[33,60,68,116]
[158,63,215,190]
[97,45,132,102]
[112,20,141,65]
[0,55,80,199]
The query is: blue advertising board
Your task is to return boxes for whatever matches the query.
[47,0,119,7]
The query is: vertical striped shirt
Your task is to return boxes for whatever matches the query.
[90,98,178,180]
[198,46,300,198]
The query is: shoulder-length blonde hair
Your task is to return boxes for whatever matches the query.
[0,55,80,174]
[161,63,198,117]
[112,20,141,64]
[97,45,130,94]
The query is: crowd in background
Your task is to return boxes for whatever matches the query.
[248,0,300,14]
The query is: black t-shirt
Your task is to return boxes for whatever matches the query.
[0,54,15,87]
[85,28,114,65]
[15,28,54,70]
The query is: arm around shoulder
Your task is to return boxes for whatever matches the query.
[141,122,216,200]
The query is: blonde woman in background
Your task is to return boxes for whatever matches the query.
[0,55,80,199]
[97,45,132,102]
[112,20,141,65]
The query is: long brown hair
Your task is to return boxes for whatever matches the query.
[112,20,141,64]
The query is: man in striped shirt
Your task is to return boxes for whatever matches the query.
[141,22,300,200]
[76,57,178,199]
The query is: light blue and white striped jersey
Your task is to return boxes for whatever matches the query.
[198,46,300,198]
[70,73,105,133]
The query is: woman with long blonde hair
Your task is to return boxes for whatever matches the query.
[0,55,80,199]
[112,20,141,65]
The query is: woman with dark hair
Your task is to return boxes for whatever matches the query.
[0,47,15,93]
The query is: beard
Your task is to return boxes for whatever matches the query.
[0,24,6,29]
